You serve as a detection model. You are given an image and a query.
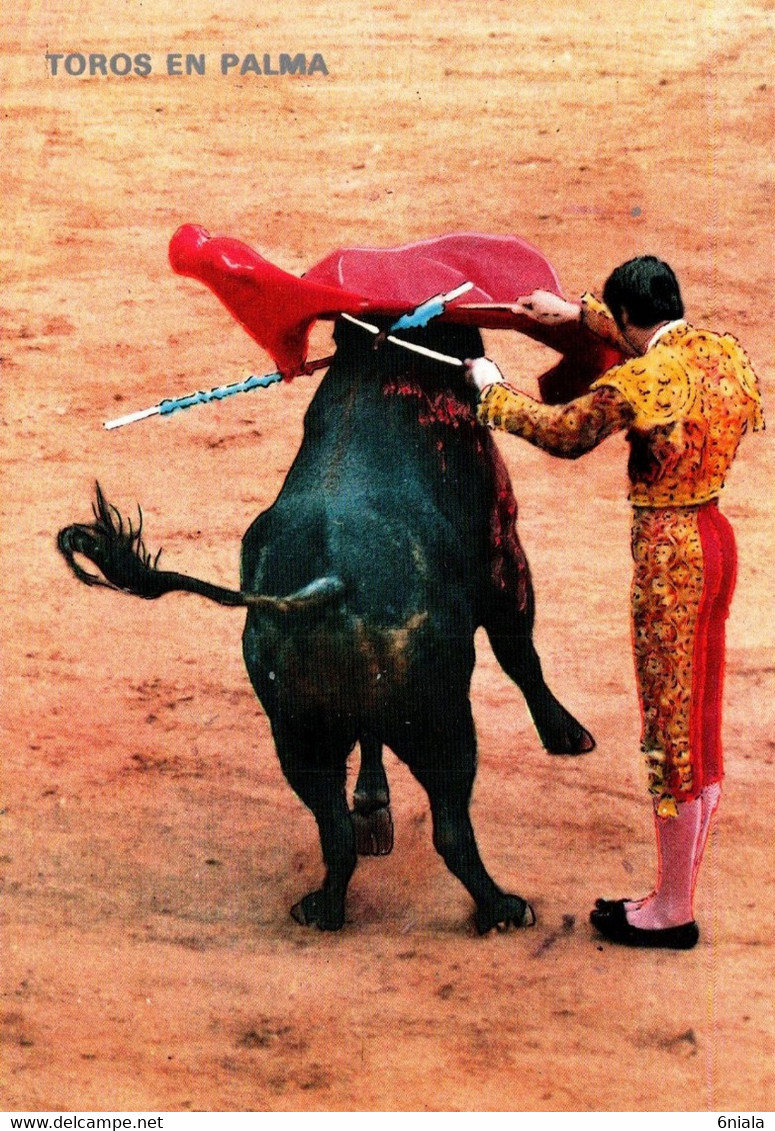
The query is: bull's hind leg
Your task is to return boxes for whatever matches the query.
[394,707,534,934]
[273,729,357,931]
[484,597,595,755]
[352,732,394,856]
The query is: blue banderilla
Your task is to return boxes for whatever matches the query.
[103,281,473,430]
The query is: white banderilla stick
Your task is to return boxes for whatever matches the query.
[340,313,464,367]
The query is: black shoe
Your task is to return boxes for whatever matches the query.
[594,897,631,912]
[590,901,699,949]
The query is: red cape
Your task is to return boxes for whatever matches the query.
[169,225,621,400]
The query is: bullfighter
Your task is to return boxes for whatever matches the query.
[465,255,764,949]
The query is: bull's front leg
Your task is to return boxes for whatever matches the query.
[352,732,394,856]
[484,600,595,755]
[395,706,536,933]
[274,733,356,931]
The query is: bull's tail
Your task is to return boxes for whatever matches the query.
[57,484,345,613]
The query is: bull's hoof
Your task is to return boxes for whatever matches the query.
[290,890,345,931]
[545,717,596,756]
[352,804,394,856]
[475,895,536,935]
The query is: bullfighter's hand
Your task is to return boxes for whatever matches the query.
[513,289,581,324]
[464,357,505,395]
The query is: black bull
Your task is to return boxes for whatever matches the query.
[58,318,594,933]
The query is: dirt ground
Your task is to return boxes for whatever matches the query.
[2,0,774,1113]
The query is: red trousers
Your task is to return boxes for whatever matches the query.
[631,500,737,802]
[691,501,738,792]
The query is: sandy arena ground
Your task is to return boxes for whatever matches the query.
[3,0,774,1113]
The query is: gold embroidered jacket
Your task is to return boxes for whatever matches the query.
[478,303,764,507]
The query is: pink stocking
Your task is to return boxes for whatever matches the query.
[627,795,703,929]
[624,783,721,916]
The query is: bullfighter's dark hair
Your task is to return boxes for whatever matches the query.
[602,255,684,329]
